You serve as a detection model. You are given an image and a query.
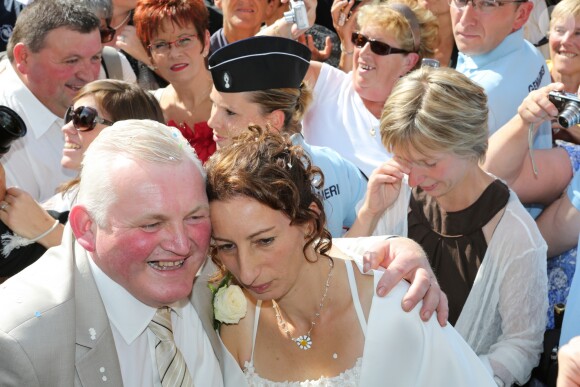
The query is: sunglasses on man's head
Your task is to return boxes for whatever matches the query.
[100,19,116,43]
[64,106,114,132]
[351,32,412,56]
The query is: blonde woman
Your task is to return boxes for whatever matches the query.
[347,67,547,386]
[302,0,438,177]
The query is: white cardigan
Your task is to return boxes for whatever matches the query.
[346,183,548,386]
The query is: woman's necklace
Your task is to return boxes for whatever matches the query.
[272,258,334,350]
[361,102,378,137]
[369,119,377,137]
[111,11,131,30]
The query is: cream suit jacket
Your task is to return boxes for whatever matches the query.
[0,225,225,386]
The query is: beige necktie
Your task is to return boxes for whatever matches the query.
[148,307,194,387]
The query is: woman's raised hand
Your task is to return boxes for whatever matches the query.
[345,158,409,237]
[362,158,408,216]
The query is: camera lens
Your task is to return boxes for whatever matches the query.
[0,106,27,155]
[283,9,296,24]
[558,101,580,129]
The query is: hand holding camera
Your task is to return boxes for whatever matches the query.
[516,83,569,129]
[260,0,316,43]
[284,0,310,30]
[548,91,580,129]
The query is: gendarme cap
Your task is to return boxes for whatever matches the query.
[208,36,311,93]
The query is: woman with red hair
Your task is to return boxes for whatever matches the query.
[134,0,216,162]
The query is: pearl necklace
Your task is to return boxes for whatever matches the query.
[272,258,334,350]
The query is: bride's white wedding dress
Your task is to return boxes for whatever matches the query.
[221,258,495,386]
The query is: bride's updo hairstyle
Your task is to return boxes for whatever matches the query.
[205,126,332,280]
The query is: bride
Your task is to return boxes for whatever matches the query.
[205,127,494,386]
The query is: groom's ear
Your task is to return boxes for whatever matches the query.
[69,205,97,252]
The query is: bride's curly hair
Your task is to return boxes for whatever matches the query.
[205,125,332,283]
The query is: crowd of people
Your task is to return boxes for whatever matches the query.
[0,0,579,385]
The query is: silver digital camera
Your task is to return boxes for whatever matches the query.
[284,0,309,30]
[548,91,580,129]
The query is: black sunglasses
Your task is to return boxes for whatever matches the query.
[100,19,116,43]
[351,32,411,56]
[64,106,114,132]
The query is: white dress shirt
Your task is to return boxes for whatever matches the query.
[0,59,76,202]
[88,258,223,387]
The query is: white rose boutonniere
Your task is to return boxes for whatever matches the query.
[209,273,247,329]
[214,285,247,324]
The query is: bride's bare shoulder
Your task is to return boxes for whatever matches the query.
[219,291,258,367]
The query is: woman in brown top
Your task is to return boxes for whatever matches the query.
[346,66,547,386]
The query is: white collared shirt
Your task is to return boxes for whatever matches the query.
[0,59,76,202]
[88,258,223,387]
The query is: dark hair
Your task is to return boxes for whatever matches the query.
[205,126,332,281]
[0,106,26,156]
[7,0,100,62]
[134,0,209,53]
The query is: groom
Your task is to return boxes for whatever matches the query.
[0,120,445,386]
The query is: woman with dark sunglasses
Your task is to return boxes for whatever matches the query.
[300,0,437,178]
[0,80,163,281]
[59,80,163,171]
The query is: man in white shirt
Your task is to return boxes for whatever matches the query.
[0,0,102,202]
[0,120,447,386]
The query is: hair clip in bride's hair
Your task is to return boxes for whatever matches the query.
[311,172,322,187]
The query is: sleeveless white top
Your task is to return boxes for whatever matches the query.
[243,261,366,386]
